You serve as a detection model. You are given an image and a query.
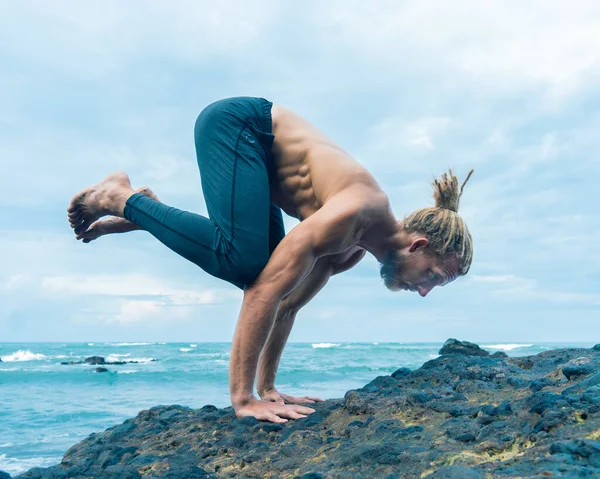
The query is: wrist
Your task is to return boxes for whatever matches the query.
[257,385,276,397]
[231,393,255,408]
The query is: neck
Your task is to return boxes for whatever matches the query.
[359,221,410,263]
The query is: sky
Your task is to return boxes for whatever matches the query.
[1,0,599,343]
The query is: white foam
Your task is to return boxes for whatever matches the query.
[190,344,198,348]
[312,343,341,349]
[0,452,62,475]
[180,348,192,352]
[55,355,68,359]
[106,354,153,363]
[112,342,152,346]
[0,443,13,447]
[127,357,155,363]
[1,350,46,362]
[118,369,138,374]
[483,344,533,351]
[87,343,95,346]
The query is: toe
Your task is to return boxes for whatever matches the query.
[67,191,87,214]
[75,218,94,235]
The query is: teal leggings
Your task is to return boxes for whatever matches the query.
[124,97,285,290]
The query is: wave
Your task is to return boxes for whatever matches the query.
[483,344,534,351]
[0,452,62,475]
[180,348,192,352]
[118,369,138,374]
[190,344,198,348]
[105,354,154,363]
[1,350,46,362]
[312,343,341,349]
[112,342,152,346]
[87,343,95,346]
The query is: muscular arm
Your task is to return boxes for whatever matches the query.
[229,194,364,421]
[256,249,366,397]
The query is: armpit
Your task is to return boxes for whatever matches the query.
[330,248,366,275]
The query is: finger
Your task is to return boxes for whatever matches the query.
[289,405,315,415]
[274,407,307,420]
[287,412,308,420]
[286,397,315,404]
[267,415,288,424]
[307,396,325,402]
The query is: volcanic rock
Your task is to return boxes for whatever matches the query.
[61,356,156,366]
[439,338,490,357]
[17,340,600,478]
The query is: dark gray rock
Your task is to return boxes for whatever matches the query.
[61,356,157,366]
[391,367,411,379]
[94,367,108,373]
[19,339,600,478]
[0,470,11,479]
[439,338,490,357]
[563,357,595,380]
[490,351,509,359]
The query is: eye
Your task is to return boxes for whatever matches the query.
[428,270,441,283]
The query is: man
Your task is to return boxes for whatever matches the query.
[68,97,474,424]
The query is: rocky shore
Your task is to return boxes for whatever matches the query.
[7,339,600,478]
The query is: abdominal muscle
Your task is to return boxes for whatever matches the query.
[269,104,381,222]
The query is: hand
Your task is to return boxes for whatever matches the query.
[260,388,325,405]
[234,396,316,423]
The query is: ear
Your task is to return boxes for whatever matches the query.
[408,237,429,253]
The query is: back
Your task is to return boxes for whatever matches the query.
[270,104,384,221]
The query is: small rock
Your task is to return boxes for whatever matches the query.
[490,351,509,359]
[94,367,108,373]
[593,344,600,351]
[85,356,107,365]
[391,367,411,379]
[563,357,595,380]
[439,339,490,357]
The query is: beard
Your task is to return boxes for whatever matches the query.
[379,250,409,292]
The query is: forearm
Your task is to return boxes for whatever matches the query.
[256,307,296,395]
[229,290,280,405]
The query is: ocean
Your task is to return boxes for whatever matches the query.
[0,341,593,476]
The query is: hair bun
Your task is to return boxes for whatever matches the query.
[433,169,474,212]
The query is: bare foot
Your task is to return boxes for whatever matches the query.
[67,172,134,235]
[76,187,160,243]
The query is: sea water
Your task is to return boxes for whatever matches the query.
[0,341,592,475]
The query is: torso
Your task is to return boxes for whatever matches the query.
[269,104,392,266]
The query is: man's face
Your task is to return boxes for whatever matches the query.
[379,247,459,297]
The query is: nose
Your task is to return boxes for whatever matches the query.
[418,285,434,297]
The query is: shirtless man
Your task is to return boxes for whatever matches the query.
[68,97,474,424]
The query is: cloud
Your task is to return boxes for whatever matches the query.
[368,116,451,152]
[41,274,242,304]
[0,1,280,78]
[312,0,600,96]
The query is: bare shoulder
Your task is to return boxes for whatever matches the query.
[296,187,386,256]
